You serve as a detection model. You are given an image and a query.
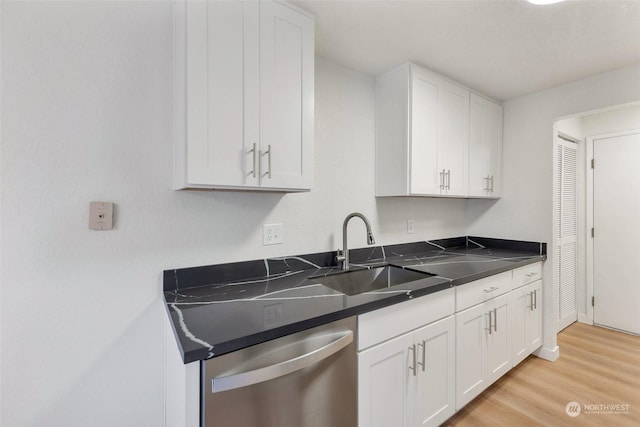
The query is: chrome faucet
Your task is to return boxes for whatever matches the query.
[337,212,376,270]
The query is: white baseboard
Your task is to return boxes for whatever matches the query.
[578,314,593,324]
[534,345,559,362]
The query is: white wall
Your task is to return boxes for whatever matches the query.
[467,64,640,358]
[0,2,467,426]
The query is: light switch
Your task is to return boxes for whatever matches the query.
[89,201,114,230]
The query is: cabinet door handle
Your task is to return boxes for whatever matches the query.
[247,143,257,178]
[417,340,426,372]
[486,311,493,335]
[493,308,498,332]
[483,175,489,192]
[439,170,445,190]
[446,170,451,190]
[533,289,538,310]
[527,291,534,311]
[489,175,494,192]
[264,145,272,179]
[408,344,417,376]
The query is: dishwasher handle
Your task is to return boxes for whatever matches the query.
[211,330,353,393]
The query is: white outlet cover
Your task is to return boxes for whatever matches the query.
[263,223,283,245]
[407,219,415,234]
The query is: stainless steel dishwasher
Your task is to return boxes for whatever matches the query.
[201,316,357,427]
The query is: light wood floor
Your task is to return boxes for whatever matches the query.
[443,322,640,426]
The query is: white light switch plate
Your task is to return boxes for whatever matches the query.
[263,223,283,245]
[89,201,114,230]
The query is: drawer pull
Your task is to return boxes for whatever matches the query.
[525,272,538,278]
[408,344,417,376]
[484,286,499,293]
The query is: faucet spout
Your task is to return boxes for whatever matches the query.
[340,212,376,271]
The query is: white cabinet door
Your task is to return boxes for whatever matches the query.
[410,67,441,195]
[176,0,313,191]
[358,331,414,427]
[456,292,511,410]
[410,66,469,196]
[510,280,543,366]
[468,93,503,198]
[413,316,456,427]
[437,81,469,196]
[183,0,259,188]
[259,0,314,190]
[484,292,511,384]
[525,281,542,354]
[455,303,486,410]
[510,283,530,366]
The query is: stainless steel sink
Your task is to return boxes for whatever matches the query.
[308,265,435,296]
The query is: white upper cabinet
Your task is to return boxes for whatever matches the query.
[174,0,314,191]
[468,93,503,198]
[376,63,469,197]
[375,63,502,198]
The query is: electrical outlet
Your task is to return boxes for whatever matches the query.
[89,201,114,230]
[407,219,415,234]
[263,223,283,245]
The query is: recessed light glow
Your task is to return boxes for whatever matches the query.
[528,0,565,5]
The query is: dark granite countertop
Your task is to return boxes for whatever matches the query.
[163,236,546,363]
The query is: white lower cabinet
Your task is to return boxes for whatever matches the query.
[510,279,543,366]
[455,292,510,410]
[358,315,456,427]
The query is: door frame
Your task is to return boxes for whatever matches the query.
[585,129,640,327]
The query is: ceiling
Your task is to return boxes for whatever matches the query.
[291,0,640,101]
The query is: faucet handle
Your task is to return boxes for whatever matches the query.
[336,249,346,264]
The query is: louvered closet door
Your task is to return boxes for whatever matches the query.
[554,137,578,332]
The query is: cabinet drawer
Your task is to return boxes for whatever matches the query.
[358,288,455,351]
[512,262,542,289]
[455,271,511,312]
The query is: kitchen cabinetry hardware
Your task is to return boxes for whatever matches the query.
[533,289,537,310]
[418,340,426,372]
[248,143,257,178]
[409,344,417,376]
[446,170,451,190]
[486,311,493,335]
[493,308,498,332]
[484,286,499,293]
[264,145,272,179]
